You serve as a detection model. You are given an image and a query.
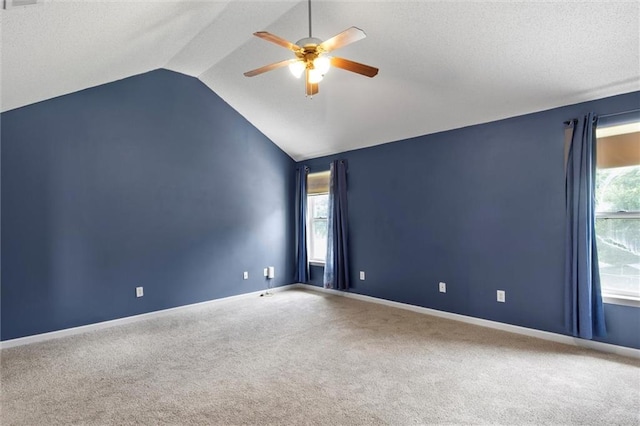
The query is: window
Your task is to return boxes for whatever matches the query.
[308,193,329,263]
[595,120,640,302]
[307,171,330,263]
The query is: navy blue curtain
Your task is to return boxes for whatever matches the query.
[295,166,309,283]
[564,113,606,339]
[324,160,350,290]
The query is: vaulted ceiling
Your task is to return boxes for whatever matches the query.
[2,1,639,161]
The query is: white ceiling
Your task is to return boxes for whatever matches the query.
[2,1,639,161]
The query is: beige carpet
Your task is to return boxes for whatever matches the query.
[1,289,639,425]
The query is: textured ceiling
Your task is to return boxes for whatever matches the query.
[2,1,639,161]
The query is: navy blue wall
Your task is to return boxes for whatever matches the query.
[302,91,640,349]
[1,69,296,341]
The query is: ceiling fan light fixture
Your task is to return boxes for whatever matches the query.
[289,60,306,78]
[313,56,331,75]
[308,68,324,84]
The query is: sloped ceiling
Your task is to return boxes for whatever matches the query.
[2,1,639,161]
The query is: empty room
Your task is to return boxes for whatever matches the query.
[1,1,639,425]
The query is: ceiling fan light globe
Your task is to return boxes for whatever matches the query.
[289,61,306,78]
[308,68,324,84]
[313,56,331,75]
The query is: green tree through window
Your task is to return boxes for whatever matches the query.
[595,164,640,299]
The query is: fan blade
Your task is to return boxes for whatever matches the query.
[330,57,378,78]
[305,69,319,96]
[318,27,366,53]
[254,31,301,51]
[244,59,295,77]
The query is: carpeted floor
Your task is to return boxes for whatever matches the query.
[1,289,639,425]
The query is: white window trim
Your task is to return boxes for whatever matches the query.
[307,193,329,265]
[596,211,640,219]
[602,294,640,308]
[595,197,640,307]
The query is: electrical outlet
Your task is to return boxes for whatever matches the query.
[136,286,144,298]
[359,271,365,280]
[263,268,268,277]
[243,271,249,280]
[439,282,446,293]
[497,290,506,303]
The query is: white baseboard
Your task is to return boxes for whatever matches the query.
[4,283,637,359]
[0,284,297,350]
[294,284,640,359]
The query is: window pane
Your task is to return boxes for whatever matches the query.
[596,218,640,298]
[307,193,329,262]
[312,194,328,218]
[313,218,327,239]
[595,166,640,212]
[312,219,327,261]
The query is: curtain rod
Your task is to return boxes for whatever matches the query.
[564,107,640,125]
[597,108,640,119]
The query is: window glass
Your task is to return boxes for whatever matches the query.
[595,166,640,213]
[308,194,328,262]
[307,170,330,263]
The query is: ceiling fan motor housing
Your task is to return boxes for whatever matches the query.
[294,37,324,69]
[295,37,323,48]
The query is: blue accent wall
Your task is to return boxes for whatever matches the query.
[1,69,295,341]
[2,68,637,350]
[301,91,640,349]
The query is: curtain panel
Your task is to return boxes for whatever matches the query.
[323,160,350,290]
[295,166,309,283]
[564,113,606,339]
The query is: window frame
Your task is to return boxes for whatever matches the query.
[306,170,331,266]
[594,119,640,307]
[307,192,329,265]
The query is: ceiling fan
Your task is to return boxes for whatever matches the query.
[243,0,378,97]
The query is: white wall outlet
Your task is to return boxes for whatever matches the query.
[243,271,249,280]
[497,290,506,303]
[439,282,446,293]
[136,286,144,298]
[263,268,268,277]
[359,271,365,280]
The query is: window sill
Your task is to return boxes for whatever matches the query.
[603,295,640,308]
[309,260,325,267]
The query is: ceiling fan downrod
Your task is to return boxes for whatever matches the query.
[308,0,312,38]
